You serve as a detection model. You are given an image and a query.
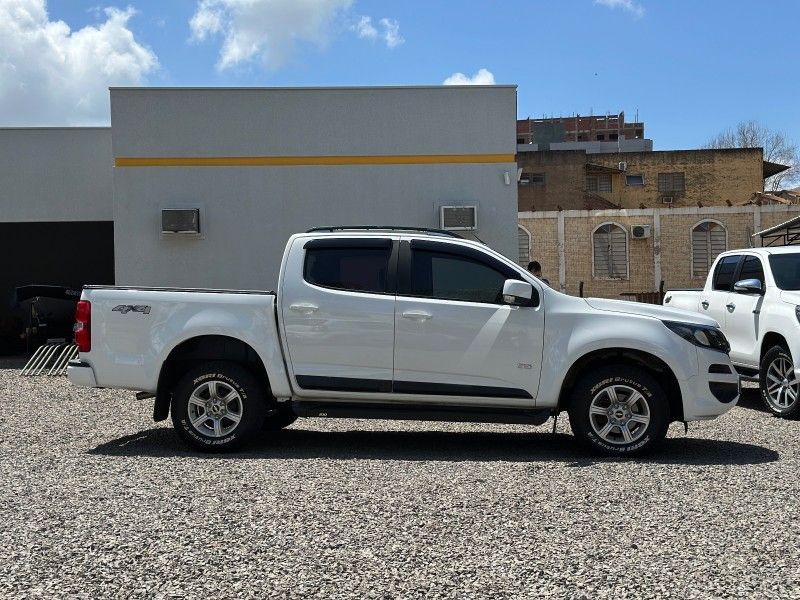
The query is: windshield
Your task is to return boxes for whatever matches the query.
[768,254,800,290]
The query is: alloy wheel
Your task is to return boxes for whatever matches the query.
[187,380,244,438]
[589,384,651,445]
[765,356,799,411]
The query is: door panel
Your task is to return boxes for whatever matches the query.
[702,255,741,327]
[394,297,544,403]
[280,237,396,393]
[392,239,544,405]
[726,256,765,367]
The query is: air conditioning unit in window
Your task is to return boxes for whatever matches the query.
[631,224,651,239]
[661,196,674,205]
[440,205,477,231]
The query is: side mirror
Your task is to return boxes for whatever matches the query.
[502,279,533,306]
[733,278,763,295]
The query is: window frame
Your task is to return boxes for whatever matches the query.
[302,237,397,296]
[691,219,728,278]
[658,171,686,193]
[625,174,645,187]
[591,222,629,280]
[586,174,612,193]
[397,239,539,307]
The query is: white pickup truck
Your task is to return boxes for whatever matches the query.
[67,226,739,455]
[665,247,800,418]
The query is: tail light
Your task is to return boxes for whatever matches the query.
[74,300,91,352]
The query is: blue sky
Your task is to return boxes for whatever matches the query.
[3,0,799,152]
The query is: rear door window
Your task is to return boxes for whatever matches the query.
[712,255,741,291]
[304,241,392,294]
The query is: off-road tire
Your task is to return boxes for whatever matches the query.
[171,361,267,452]
[568,364,670,456]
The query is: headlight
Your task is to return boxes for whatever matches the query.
[662,320,730,353]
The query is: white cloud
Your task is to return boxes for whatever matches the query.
[594,0,644,18]
[378,18,403,48]
[189,0,353,71]
[0,0,158,125]
[353,15,377,40]
[351,15,403,48]
[443,68,496,86]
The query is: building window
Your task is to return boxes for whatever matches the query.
[592,223,628,279]
[625,174,645,186]
[520,172,545,187]
[596,134,605,141]
[586,174,612,193]
[518,225,531,266]
[658,172,686,192]
[609,133,618,141]
[692,220,727,278]
[517,137,525,144]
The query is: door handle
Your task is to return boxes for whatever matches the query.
[726,303,736,311]
[401,310,432,321]
[701,301,709,309]
[289,303,319,314]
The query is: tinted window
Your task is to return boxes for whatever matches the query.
[713,255,740,291]
[304,247,391,293]
[738,256,765,286]
[769,254,800,291]
[411,250,507,304]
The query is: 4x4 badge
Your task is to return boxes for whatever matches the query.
[112,304,151,315]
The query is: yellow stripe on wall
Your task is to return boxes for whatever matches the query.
[114,154,515,167]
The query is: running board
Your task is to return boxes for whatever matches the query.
[291,401,551,426]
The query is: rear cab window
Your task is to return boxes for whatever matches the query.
[768,253,800,290]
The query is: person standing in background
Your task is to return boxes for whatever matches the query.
[527,261,550,286]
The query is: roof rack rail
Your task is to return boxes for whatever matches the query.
[305,226,462,238]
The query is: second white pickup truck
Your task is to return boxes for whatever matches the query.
[68,226,739,455]
[665,247,800,418]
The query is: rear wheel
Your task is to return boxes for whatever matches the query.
[568,365,669,456]
[760,345,800,418]
[171,361,267,452]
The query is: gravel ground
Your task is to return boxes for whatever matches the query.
[0,360,798,599]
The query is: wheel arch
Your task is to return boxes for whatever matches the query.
[153,335,270,422]
[557,347,684,422]
[761,331,789,362]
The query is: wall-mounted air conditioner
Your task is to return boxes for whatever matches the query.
[162,208,200,234]
[618,161,627,171]
[440,205,478,231]
[661,196,674,205]
[631,224,651,239]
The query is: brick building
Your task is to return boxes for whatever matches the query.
[517,111,644,145]
[518,148,783,212]
[517,205,800,299]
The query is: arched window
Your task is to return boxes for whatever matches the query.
[592,223,628,279]
[518,225,531,266]
[692,220,727,277]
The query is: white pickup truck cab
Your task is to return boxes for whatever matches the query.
[665,247,800,418]
[68,227,739,455]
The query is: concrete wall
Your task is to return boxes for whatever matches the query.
[0,128,112,222]
[110,87,518,289]
[519,204,800,298]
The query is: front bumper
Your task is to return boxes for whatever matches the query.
[680,347,740,421]
[66,360,98,387]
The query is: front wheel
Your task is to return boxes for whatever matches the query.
[568,365,669,456]
[760,345,800,418]
[171,361,267,452]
